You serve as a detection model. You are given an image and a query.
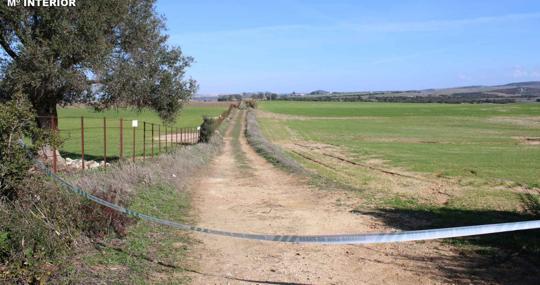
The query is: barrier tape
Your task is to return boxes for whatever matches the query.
[23,141,540,244]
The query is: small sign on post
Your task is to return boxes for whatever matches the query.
[132,120,138,162]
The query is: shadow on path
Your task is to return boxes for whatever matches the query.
[356,193,540,284]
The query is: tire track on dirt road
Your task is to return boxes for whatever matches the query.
[185,109,474,284]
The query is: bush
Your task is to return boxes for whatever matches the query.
[0,94,44,200]
[0,95,82,282]
[0,175,83,283]
[198,116,217,143]
[79,185,134,238]
[244,99,257,109]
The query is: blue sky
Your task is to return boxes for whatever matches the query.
[156,0,540,94]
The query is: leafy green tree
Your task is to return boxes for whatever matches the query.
[0,0,197,130]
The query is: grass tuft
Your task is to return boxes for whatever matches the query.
[245,109,305,173]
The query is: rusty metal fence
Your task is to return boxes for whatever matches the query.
[38,104,236,173]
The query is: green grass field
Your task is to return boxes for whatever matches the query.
[56,102,228,160]
[258,101,540,256]
[259,101,540,187]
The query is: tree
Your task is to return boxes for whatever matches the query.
[0,0,197,130]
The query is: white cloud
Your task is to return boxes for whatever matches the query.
[511,66,540,79]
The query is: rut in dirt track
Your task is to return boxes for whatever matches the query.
[183,109,493,285]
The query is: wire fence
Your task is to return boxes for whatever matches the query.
[39,104,236,173]
[22,139,540,245]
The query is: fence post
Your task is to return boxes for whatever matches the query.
[143,121,146,161]
[103,117,107,168]
[176,127,178,145]
[165,125,168,151]
[81,116,85,171]
[132,122,136,162]
[51,116,57,173]
[120,118,123,160]
[151,123,154,158]
[158,125,161,154]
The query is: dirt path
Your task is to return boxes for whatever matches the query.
[185,110,468,284]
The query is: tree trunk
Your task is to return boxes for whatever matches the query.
[35,99,58,131]
[33,98,65,166]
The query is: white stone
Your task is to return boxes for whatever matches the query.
[87,161,100,169]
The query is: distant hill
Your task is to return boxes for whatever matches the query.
[308,90,330,95]
[278,81,540,104]
[193,81,540,104]
[500,81,540,88]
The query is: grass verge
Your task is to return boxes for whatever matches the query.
[231,110,251,169]
[245,109,305,174]
[74,183,192,284]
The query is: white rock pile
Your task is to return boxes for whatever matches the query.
[65,157,110,170]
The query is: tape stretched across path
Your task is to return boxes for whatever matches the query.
[30,149,540,244]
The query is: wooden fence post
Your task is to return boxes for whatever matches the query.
[119,118,123,160]
[81,116,85,170]
[143,121,146,160]
[51,116,57,173]
[132,123,136,162]
[103,117,107,168]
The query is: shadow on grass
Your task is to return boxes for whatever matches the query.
[357,193,540,284]
[60,150,120,162]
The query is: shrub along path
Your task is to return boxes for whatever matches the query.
[183,109,501,284]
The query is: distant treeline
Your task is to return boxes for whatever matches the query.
[215,87,540,104]
[278,92,525,104]
[218,92,278,101]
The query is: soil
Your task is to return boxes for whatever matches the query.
[514,136,540,145]
[184,110,471,284]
